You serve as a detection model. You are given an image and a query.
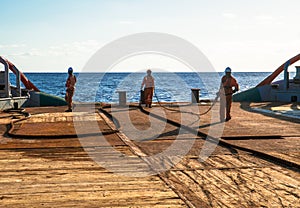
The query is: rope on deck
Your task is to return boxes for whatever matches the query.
[5,108,118,139]
[137,105,300,171]
[153,92,219,116]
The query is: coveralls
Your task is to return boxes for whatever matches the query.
[219,74,239,121]
[141,74,155,107]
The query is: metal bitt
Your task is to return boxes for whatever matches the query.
[139,90,145,105]
[294,66,300,83]
[117,91,127,106]
[191,88,200,103]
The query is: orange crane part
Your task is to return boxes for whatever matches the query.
[5,59,40,92]
[257,53,300,87]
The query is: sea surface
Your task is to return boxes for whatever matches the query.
[10,72,295,103]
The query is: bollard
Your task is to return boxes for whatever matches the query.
[13,102,19,110]
[191,88,200,103]
[117,91,127,106]
[139,90,145,105]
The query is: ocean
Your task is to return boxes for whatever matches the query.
[11,72,294,103]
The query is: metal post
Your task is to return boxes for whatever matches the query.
[283,64,289,91]
[117,91,127,106]
[0,57,11,98]
[139,90,145,105]
[16,68,21,97]
[191,88,200,103]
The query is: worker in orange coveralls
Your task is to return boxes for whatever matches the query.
[65,67,77,112]
[141,69,155,108]
[217,67,239,122]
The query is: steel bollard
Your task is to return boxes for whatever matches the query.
[117,91,127,106]
[191,88,200,103]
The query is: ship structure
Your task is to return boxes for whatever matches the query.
[233,54,300,102]
[0,56,66,110]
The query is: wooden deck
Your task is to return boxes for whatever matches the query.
[0,103,299,207]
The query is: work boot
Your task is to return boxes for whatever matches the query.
[225,116,231,122]
[65,109,72,112]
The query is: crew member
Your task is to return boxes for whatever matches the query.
[141,69,155,108]
[65,67,77,112]
[218,67,239,122]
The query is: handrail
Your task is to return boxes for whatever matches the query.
[0,56,40,92]
[0,56,11,98]
[6,59,40,92]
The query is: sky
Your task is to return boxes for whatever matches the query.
[0,0,300,72]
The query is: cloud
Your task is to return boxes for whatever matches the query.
[12,52,34,57]
[255,15,274,21]
[7,48,42,57]
[0,44,26,49]
[222,12,237,19]
[254,14,286,24]
[119,20,134,25]
[4,40,101,59]
[49,40,101,56]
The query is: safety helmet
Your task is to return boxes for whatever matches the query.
[225,67,231,73]
[68,67,73,74]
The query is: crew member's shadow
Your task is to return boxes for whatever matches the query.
[140,122,223,142]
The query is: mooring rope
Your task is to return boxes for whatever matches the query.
[152,91,219,116]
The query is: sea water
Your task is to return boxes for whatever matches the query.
[10,72,293,103]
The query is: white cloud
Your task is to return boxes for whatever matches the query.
[222,12,237,19]
[11,52,34,57]
[5,40,101,60]
[254,15,284,25]
[0,44,26,49]
[7,48,42,57]
[204,38,300,72]
[119,20,134,25]
[255,15,274,21]
[49,40,101,56]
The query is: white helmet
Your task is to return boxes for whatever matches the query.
[225,67,231,73]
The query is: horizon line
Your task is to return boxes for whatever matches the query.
[16,71,277,73]
[15,71,278,74]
